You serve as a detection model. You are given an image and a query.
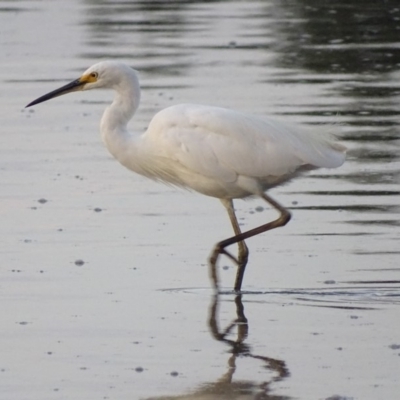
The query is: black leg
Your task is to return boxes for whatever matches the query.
[209,193,291,291]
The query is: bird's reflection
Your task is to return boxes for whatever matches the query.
[207,294,290,398]
[146,295,290,400]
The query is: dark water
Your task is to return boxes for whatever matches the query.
[80,0,400,181]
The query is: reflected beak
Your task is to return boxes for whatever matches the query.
[26,78,85,108]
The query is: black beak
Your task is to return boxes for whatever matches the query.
[26,78,85,108]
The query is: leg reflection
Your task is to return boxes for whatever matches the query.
[144,295,291,400]
[208,294,290,385]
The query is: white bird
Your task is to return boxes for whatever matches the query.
[26,61,346,292]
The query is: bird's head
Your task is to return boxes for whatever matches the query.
[26,61,136,108]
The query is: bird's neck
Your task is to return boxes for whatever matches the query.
[100,77,144,173]
[100,77,140,139]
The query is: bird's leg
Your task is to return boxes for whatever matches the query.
[224,199,249,288]
[224,199,250,266]
[210,194,291,292]
[209,199,249,291]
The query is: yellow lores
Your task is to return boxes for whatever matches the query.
[80,71,98,84]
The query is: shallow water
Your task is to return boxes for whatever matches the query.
[1,1,400,399]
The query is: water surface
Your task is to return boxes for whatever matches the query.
[1,1,400,399]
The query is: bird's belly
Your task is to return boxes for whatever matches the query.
[172,169,295,199]
[126,150,303,199]
[160,168,250,199]
[184,177,250,199]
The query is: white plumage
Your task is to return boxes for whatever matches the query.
[26,61,346,291]
[141,104,345,194]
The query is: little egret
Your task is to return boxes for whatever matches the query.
[26,61,346,291]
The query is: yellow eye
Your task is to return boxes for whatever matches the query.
[82,71,98,83]
[79,72,98,84]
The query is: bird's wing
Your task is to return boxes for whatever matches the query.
[145,104,346,183]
